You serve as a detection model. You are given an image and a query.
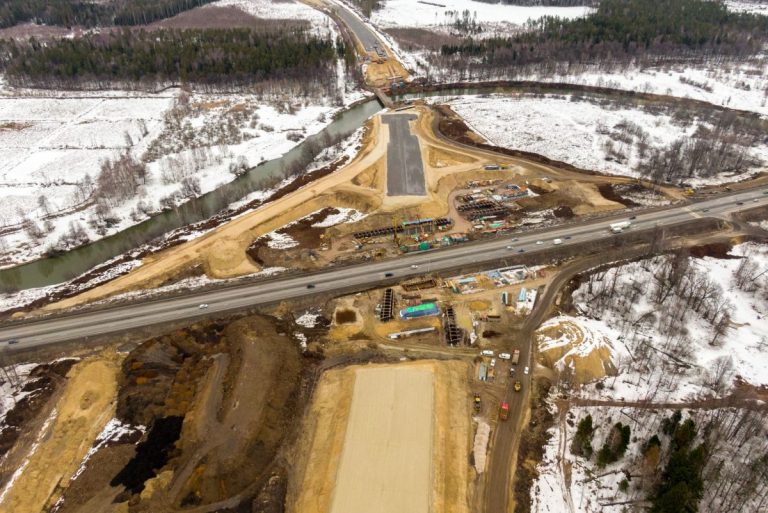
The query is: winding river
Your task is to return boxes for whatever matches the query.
[0,98,384,291]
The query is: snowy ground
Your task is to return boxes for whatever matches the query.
[0,362,46,430]
[367,0,592,38]
[726,1,768,14]
[0,123,367,312]
[554,242,768,402]
[214,0,336,36]
[428,93,767,185]
[0,0,370,269]
[532,404,768,513]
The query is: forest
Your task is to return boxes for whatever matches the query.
[0,28,340,89]
[439,0,768,70]
[0,0,217,28]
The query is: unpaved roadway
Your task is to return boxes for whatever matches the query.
[330,365,434,513]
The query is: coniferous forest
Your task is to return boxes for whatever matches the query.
[439,0,768,68]
[0,28,340,89]
[0,0,218,28]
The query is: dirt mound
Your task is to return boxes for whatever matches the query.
[688,242,737,259]
[0,356,122,513]
[536,317,619,383]
[116,323,226,427]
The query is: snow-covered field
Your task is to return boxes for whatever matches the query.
[429,93,767,185]
[0,0,370,269]
[548,243,768,402]
[726,1,768,14]
[367,0,592,37]
[214,0,336,36]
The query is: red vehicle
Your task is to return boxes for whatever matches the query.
[499,402,510,421]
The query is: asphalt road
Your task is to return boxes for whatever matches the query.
[1,187,766,350]
[383,114,427,196]
[329,0,382,51]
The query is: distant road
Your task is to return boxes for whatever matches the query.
[328,0,382,51]
[1,187,766,350]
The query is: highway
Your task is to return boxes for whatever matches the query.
[1,187,766,350]
[327,0,383,52]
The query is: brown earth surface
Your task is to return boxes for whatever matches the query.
[0,354,122,513]
[290,360,473,513]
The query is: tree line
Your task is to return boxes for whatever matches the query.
[0,0,218,29]
[437,0,768,76]
[0,28,340,89]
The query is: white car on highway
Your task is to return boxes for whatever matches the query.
[536,240,543,245]
[198,304,209,309]
[553,238,563,245]
[524,366,530,375]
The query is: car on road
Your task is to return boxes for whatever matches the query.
[5,339,19,345]
[490,358,496,367]
[506,245,514,250]
[514,381,522,392]
[754,198,759,202]
[524,366,530,375]
[737,201,744,205]
[565,235,571,239]
[763,191,768,195]
[509,367,515,376]
[629,215,637,220]
[384,272,394,277]
[480,349,494,356]
[511,237,519,241]
[306,284,315,289]
[553,238,563,245]
[498,352,511,360]
[517,248,525,253]
[536,240,543,245]
[198,304,209,309]
[410,264,418,269]
[702,208,710,212]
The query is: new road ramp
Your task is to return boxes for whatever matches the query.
[383,114,427,196]
[330,365,434,513]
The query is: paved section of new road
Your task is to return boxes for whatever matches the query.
[330,1,381,51]
[383,114,426,196]
[1,188,767,350]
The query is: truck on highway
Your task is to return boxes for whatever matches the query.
[499,402,509,421]
[610,221,631,233]
[511,349,521,365]
[514,381,522,392]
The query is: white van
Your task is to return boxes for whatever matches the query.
[480,350,494,357]
[498,352,511,360]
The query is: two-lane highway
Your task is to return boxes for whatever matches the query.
[1,187,767,350]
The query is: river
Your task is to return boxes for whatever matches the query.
[0,98,384,291]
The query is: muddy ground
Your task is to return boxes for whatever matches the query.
[29,314,315,513]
